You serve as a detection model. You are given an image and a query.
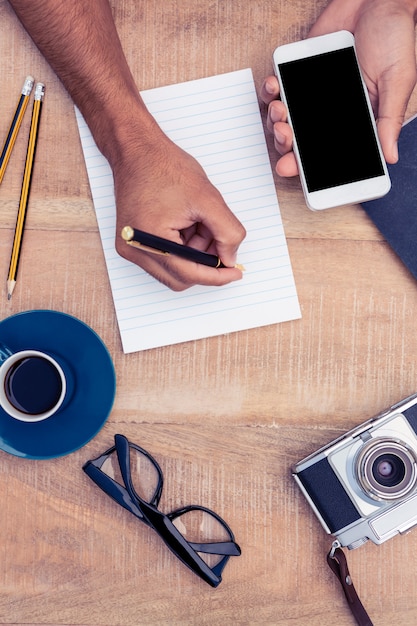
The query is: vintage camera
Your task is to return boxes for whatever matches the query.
[293,393,417,549]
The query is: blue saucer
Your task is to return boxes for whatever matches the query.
[0,310,116,459]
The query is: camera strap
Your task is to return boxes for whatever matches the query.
[327,542,374,626]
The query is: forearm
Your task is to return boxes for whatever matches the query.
[7,0,162,167]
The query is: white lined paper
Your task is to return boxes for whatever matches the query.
[75,69,301,353]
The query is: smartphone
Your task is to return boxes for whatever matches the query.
[273,31,391,211]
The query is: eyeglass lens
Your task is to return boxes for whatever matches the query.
[101,445,160,503]
[171,507,233,569]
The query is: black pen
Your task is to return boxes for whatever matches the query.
[121,226,244,270]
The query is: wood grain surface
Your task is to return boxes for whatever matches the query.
[1,1,417,624]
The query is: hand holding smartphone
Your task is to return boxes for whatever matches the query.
[273,31,391,211]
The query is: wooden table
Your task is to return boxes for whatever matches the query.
[1,1,417,624]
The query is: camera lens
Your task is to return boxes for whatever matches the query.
[372,454,405,488]
[356,439,417,501]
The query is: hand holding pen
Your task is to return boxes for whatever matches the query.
[120,224,245,290]
[112,130,246,291]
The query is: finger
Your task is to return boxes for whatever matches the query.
[273,121,293,156]
[182,222,214,251]
[260,75,280,104]
[266,100,287,133]
[275,152,299,178]
[118,241,243,291]
[174,262,243,287]
[115,239,186,290]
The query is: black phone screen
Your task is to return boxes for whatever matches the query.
[278,47,385,192]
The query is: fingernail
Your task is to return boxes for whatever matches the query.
[269,105,282,124]
[265,79,275,95]
[274,129,286,145]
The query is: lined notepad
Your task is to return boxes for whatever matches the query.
[75,68,301,353]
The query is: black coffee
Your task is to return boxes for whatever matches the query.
[4,356,63,415]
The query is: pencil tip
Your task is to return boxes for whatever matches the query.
[7,279,16,300]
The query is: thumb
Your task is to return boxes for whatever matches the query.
[376,63,416,164]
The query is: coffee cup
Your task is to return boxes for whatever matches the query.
[0,342,66,422]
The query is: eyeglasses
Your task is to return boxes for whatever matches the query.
[83,434,241,587]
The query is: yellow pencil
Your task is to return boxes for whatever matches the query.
[7,82,45,300]
[0,75,34,185]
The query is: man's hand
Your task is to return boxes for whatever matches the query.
[113,126,246,291]
[260,0,417,176]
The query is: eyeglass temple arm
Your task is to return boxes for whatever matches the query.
[188,540,241,556]
[115,434,138,497]
[83,460,145,521]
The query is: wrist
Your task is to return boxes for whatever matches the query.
[89,91,168,170]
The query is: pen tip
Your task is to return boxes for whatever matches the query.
[7,293,11,301]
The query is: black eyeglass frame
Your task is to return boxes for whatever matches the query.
[83,434,241,587]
